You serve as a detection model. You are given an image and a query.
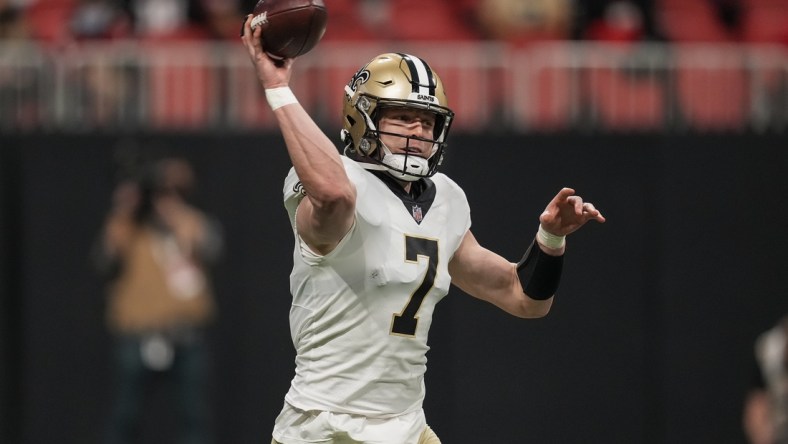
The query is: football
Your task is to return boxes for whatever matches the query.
[250,0,328,59]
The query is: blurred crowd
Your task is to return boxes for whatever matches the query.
[0,0,785,47]
[0,0,786,133]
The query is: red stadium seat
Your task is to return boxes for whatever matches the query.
[585,67,666,130]
[141,45,217,128]
[655,0,736,42]
[740,0,788,44]
[425,63,488,131]
[385,0,482,41]
[24,0,78,44]
[223,62,277,128]
[509,63,574,131]
[319,0,378,41]
[674,49,748,130]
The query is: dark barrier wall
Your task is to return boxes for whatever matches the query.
[2,132,787,444]
[0,141,22,444]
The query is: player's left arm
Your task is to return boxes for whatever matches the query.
[449,188,604,318]
[449,230,552,318]
[539,187,605,238]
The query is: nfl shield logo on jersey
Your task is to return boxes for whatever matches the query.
[411,205,423,223]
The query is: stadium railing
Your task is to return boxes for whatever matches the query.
[0,40,785,133]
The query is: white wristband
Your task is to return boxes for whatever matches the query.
[265,86,298,111]
[537,224,566,249]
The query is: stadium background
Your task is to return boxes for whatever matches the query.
[2,0,788,443]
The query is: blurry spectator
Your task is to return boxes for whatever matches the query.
[321,0,481,42]
[744,315,788,444]
[67,1,134,126]
[710,0,743,37]
[0,0,38,128]
[69,0,131,40]
[197,0,242,40]
[476,0,574,45]
[95,157,223,444]
[0,0,30,39]
[576,0,664,42]
[584,0,646,43]
[122,0,209,40]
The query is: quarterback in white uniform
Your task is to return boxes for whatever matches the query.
[282,155,470,417]
[242,17,606,444]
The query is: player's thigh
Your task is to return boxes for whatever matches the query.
[418,425,441,444]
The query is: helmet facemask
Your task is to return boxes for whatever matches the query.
[341,53,455,181]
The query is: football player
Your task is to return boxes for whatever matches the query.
[242,16,605,444]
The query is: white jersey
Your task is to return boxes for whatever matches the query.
[281,156,471,418]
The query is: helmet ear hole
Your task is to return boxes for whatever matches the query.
[359,138,374,155]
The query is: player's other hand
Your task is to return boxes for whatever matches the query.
[240,14,292,89]
[539,187,605,237]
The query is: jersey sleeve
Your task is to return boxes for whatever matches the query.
[283,166,306,232]
[283,158,366,229]
[282,158,366,265]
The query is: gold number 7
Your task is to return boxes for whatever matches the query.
[391,236,439,337]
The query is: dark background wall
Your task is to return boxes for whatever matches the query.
[1,132,787,444]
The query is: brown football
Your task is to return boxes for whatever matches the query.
[251,0,328,59]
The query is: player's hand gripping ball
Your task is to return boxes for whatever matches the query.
[250,0,328,59]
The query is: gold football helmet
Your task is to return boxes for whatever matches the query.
[340,53,455,181]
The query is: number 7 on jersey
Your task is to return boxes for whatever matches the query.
[391,235,438,337]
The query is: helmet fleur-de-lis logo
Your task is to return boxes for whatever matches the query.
[348,69,370,93]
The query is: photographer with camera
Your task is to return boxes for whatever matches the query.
[95,157,223,444]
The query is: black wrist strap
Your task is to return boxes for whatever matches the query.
[516,239,564,300]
